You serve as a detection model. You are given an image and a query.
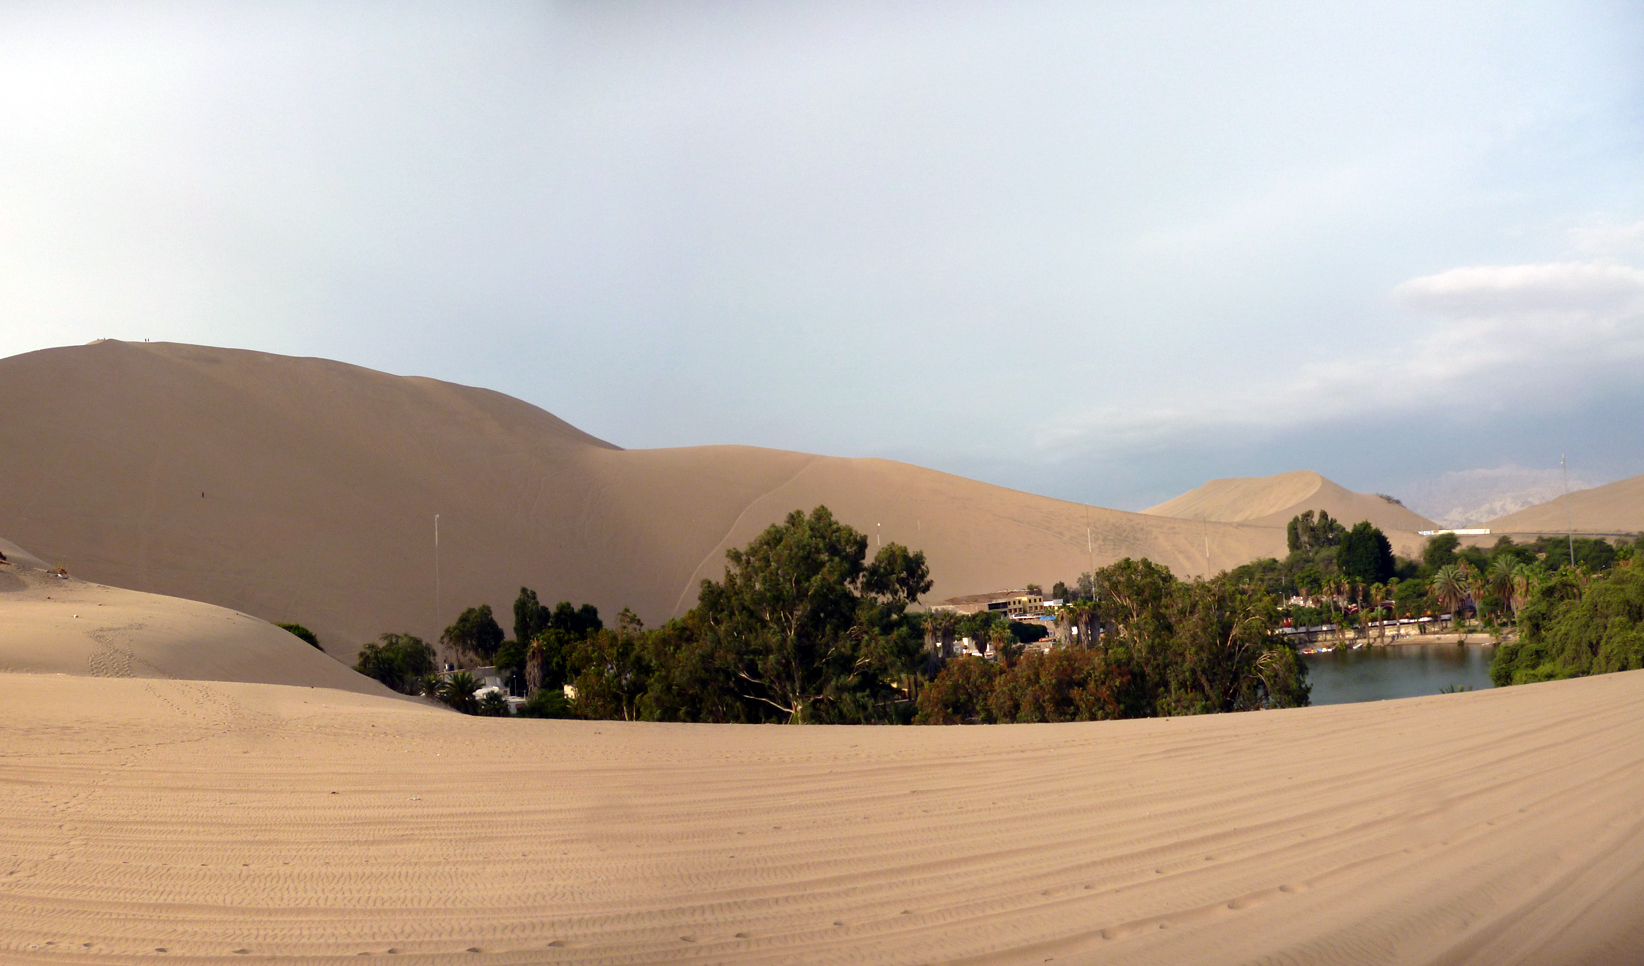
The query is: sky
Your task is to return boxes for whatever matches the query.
[2,0,1641,512]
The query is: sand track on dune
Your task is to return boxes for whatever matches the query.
[3,672,1643,965]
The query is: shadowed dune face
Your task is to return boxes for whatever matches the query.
[1485,474,1644,535]
[3,670,1644,964]
[1,341,1322,658]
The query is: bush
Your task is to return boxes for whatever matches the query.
[276,622,322,651]
[477,690,511,717]
[354,633,436,694]
[517,688,575,719]
[915,657,1000,724]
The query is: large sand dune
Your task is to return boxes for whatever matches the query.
[1485,473,1644,535]
[0,341,1316,658]
[0,538,390,695]
[1144,469,1436,537]
[2,668,1642,965]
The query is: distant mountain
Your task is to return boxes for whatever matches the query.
[1485,474,1644,535]
[1397,465,1599,528]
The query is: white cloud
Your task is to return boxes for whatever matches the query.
[1568,220,1644,259]
[1037,260,1644,453]
[1393,262,1644,320]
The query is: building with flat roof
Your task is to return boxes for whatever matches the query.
[928,589,1045,618]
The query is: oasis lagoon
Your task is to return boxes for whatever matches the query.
[1304,643,1497,706]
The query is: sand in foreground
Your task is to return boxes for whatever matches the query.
[3,672,1644,966]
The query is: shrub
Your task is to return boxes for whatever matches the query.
[276,622,322,651]
[354,633,436,694]
[517,688,575,719]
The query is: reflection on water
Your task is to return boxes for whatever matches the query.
[1304,644,1497,706]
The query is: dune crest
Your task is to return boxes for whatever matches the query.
[1145,469,1436,534]
[1485,473,1644,534]
[0,341,1310,658]
[0,537,390,695]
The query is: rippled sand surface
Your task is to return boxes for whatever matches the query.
[4,670,1643,965]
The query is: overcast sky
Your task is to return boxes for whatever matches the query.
[2,1,1640,510]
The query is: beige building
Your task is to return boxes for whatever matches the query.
[928,589,1045,619]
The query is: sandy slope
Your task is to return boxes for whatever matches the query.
[0,538,389,695]
[1485,473,1644,535]
[1,670,1642,965]
[0,342,1298,657]
[1144,470,1435,538]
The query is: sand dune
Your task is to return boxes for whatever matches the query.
[2,669,1642,965]
[1485,473,1644,535]
[1,341,1309,659]
[0,537,389,695]
[1144,469,1436,535]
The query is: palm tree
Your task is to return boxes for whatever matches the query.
[1058,600,1100,650]
[525,634,545,696]
[1369,583,1387,643]
[1430,565,1468,629]
[923,611,960,657]
[438,672,482,715]
[1510,564,1537,619]
[1486,557,1517,620]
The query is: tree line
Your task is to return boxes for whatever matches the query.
[339,505,1311,724]
[329,502,1641,723]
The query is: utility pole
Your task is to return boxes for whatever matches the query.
[1562,454,1576,568]
[434,514,441,628]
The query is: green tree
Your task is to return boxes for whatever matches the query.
[276,622,323,651]
[914,656,1001,724]
[353,633,436,694]
[1423,532,1461,569]
[1286,510,1346,552]
[1337,521,1394,584]
[442,605,504,665]
[696,506,931,723]
[638,612,753,723]
[1429,565,1469,618]
[517,687,574,718]
[512,587,551,652]
[567,609,651,721]
[493,640,527,693]
[985,648,1138,723]
[437,671,482,714]
[1491,564,1644,684]
[1151,576,1309,714]
[1486,556,1518,619]
[550,601,603,637]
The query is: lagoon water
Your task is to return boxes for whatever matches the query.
[1305,643,1497,706]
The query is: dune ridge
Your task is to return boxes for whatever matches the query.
[1485,473,1644,535]
[0,537,390,695]
[0,341,1382,658]
[1144,469,1436,534]
[2,669,1642,964]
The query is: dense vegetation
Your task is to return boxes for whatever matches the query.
[346,502,1639,721]
[916,559,1309,723]
[1491,563,1644,684]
